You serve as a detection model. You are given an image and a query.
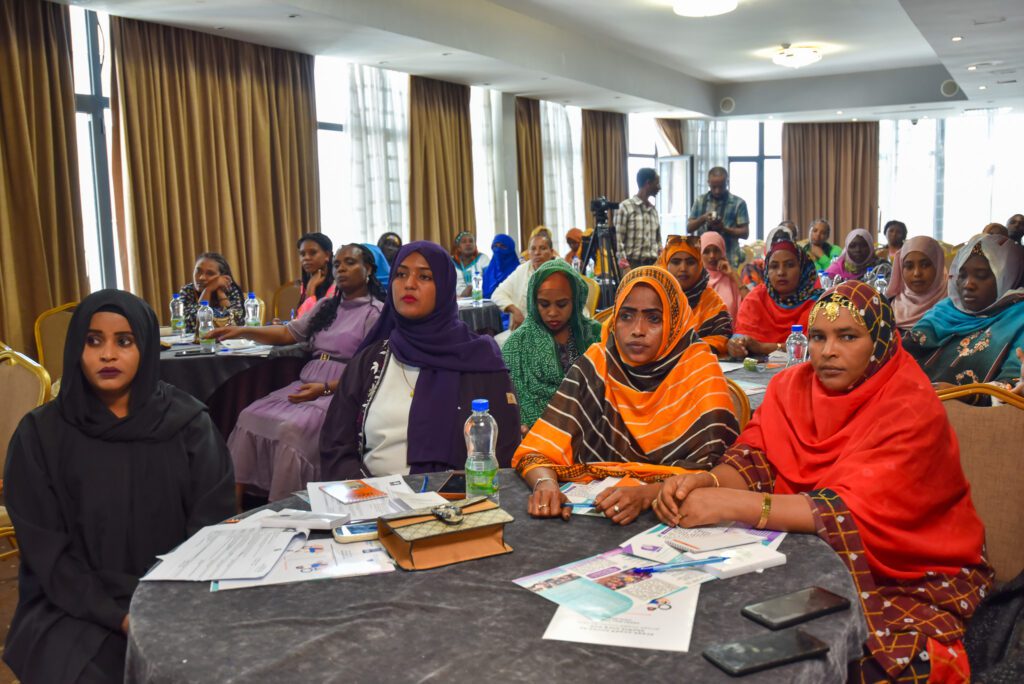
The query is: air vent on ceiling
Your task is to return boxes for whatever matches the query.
[991,68,1017,75]
[996,79,1018,85]
[940,80,959,97]
[719,96,736,114]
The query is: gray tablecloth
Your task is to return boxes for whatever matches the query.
[159,348,269,403]
[127,471,866,683]
[726,365,784,411]
[458,300,503,335]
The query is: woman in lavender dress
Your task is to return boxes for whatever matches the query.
[208,245,384,501]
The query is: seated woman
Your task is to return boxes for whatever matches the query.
[502,260,602,430]
[802,218,843,271]
[516,266,739,526]
[735,227,791,297]
[295,232,335,318]
[878,219,908,262]
[208,245,385,501]
[701,232,741,319]
[520,225,553,261]
[493,231,558,332]
[377,231,403,266]
[179,251,245,331]
[451,231,490,297]
[656,235,733,355]
[826,228,883,282]
[4,290,234,683]
[482,234,519,299]
[728,239,823,358]
[362,243,391,289]
[564,227,583,262]
[319,241,520,479]
[886,235,948,332]
[905,234,1024,388]
[654,281,992,683]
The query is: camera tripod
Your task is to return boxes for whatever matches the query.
[578,219,622,310]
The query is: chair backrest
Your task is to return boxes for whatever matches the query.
[255,297,267,325]
[34,302,76,382]
[938,384,1024,583]
[724,377,751,430]
[0,349,51,474]
[272,283,302,320]
[581,275,600,317]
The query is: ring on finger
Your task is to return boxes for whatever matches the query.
[613,504,621,513]
[538,503,548,509]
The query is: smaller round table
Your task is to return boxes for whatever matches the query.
[457,299,504,335]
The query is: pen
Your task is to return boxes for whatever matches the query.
[560,501,596,508]
[630,556,728,574]
[419,476,429,493]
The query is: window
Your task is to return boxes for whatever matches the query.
[70,7,119,291]
[726,121,782,241]
[626,114,672,201]
[313,57,350,249]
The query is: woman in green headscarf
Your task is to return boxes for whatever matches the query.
[503,260,602,430]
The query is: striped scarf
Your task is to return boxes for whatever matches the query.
[514,266,739,482]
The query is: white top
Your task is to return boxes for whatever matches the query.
[362,356,420,477]
[453,253,491,295]
[490,259,538,313]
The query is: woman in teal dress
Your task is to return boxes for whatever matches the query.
[904,234,1024,388]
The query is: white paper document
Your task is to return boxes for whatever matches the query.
[307,476,445,521]
[143,525,303,582]
[717,361,745,373]
[543,584,701,652]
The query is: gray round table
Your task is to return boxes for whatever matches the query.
[126,471,865,683]
[457,299,503,335]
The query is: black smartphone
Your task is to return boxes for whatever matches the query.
[174,349,208,357]
[436,471,467,500]
[703,628,829,676]
[741,586,851,630]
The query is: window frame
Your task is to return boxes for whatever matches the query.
[727,122,781,241]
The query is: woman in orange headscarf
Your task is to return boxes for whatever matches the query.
[656,235,733,355]
[655,281,991,683]
[515,266,739,526]
[564,228,584,262]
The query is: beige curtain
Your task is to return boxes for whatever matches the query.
[110,17,319,319]
[408,76,475,245]
[782,122,879,245]
[0,0,88,354]
[655,118,684,156]
[582,109,628,230]
[515,97,544,247]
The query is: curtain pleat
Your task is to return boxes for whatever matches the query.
[655,118,685,156]
[515,97,544,247]
[782,122,880,245]
[582,109,628,230]
[110,17,319,319]
[408,75,475,246]
[0,0,88,354]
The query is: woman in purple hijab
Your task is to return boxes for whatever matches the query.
[320,241,521,478]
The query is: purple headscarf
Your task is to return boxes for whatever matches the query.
[359,240,507,468]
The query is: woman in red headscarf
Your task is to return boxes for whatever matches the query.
[655,281,992,683]
[727,239,822,358]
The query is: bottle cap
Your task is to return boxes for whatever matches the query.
[200,300,209,306]
[248,292,256,298]
[791,324,803,332]
[471,399,489,412]
[172,292,180,299]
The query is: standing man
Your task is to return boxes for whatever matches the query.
[687,167,749,267]
[616,168,661,270]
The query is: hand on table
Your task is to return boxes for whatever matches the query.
[653,473,716,527]
[593,484,657,526]
[287,383,325,404]
[204,325,244,341]
[727,335,750,359]
[527,480,571,520]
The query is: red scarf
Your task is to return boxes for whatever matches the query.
[733,284,816,343]
[736,346,985,581]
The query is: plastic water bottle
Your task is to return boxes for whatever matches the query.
[196,300,216,353]
[785,325,808,367]
[874,271,888,294]
[832,274,845,287]
[471,269,483,306]
[572,256,582,273]
[818,271,832,290]
[465,399,499,504]
[245,292,260,326]
[169,293,186,341]
[863,267,875,285]
[585,260,596,279]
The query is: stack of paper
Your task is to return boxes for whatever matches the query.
[142,524,303,582]
[307,475,446,521]
[681,544,786,579]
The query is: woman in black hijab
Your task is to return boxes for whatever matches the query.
[3,290,235,683]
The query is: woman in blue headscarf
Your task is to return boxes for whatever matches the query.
[362,243,391,289]
[482,234,520,299]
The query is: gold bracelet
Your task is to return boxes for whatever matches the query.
[755,493,772,530]
[704,471,720,488]
[532,477,555,493]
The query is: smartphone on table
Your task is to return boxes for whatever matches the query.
[331,522,379,544]
[741,586,851,630]
[435,471,467,501]
[703,628,829,676]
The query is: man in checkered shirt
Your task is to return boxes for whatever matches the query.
[615,168,662,270]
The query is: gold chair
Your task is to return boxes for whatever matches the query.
[272,283,302,320]
[725,377,752,430]
[34,301,77,384]
[0,347,52,561]
[937,383,1024,583]
[255,297,267,325]
[581,275,600,317]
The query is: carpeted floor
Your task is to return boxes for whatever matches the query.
[0,553,19,683]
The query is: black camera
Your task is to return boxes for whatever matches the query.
[589,196,620,225]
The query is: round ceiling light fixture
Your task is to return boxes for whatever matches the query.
[772,43,822,69]
[673,0,738,18]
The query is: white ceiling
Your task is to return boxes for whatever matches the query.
[65,0,1024,119]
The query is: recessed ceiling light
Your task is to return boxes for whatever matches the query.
[852,118,859,122]
[979,85,987,90]
[767,115,774,119]
[951,36,963,42]
[967,65,977,71]
[836,110,843,115]
[672,0,737,18]
[772,43,822,69]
